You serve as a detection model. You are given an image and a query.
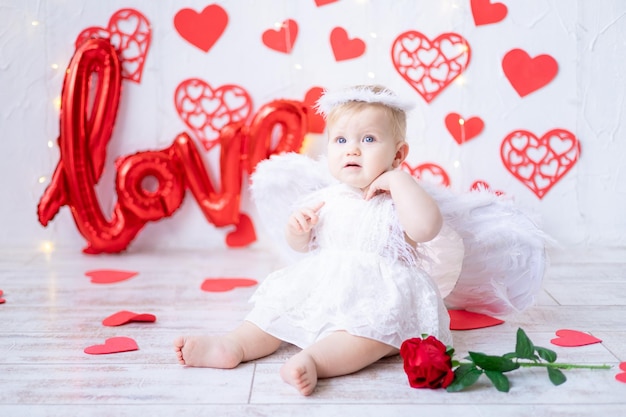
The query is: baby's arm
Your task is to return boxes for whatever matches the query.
[285,201,325,252]
[365,170,442,243]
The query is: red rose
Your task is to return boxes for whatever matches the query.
[400,336,455,389]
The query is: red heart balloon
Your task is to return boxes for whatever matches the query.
[550,329,602,347]
[84,337,139,355]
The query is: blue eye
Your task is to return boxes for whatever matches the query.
[336,137,347,144]
[363,136,375,143]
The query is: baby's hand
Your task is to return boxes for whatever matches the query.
[364,171,395,200]
[287,201,325,235]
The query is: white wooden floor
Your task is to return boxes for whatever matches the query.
[1,245,625,416]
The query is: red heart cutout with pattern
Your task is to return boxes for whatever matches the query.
[174,5,228,53]
[470,180,505,196]
[330,27,366,61]
[445,113,484,144]
[501,129,580,199]
[392,31,471,103]
[402,162,451,187]
[85,270,138,284]
[303,86,326,134]
[84,336,139,355]
[550,329,602,347]
[471,0,508,26]
[225,213,257,248]
[102,310,157,327]
[502,49,558,97]
[616,362,626,384]
[174,79,253,151]
[201,278,258,292]
[76,8,151,83]
[262,19,298,54]
[448,310,504,330]
[315,0,339,6]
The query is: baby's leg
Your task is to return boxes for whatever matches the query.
[174,321,282,368]
[280,331,397,395]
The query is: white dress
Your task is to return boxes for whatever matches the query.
[246,183,452,349]
[247,152,548,349]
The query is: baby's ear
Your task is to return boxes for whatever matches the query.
[392,141,409,168]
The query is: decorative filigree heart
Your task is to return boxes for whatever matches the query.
[402,162,451,187]
[75,8,151,83]
[391,31,471,103]
[174,79,253,151]
[500,129,580,199]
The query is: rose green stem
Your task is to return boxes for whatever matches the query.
[516,362,611,370]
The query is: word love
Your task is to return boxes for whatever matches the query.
[37,38,307,254]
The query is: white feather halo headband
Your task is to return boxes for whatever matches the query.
[314,85,415,117]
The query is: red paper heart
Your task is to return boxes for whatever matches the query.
[84,336,139,355]
[501,129,580,199]
[201,278,258,292]
[262,19,298,54]
[174,5,228,53]
[470,180,505,196]
[448,310,504,330]
[502,49,558,97]
[76,8,151,83]
[402,162,451,187]
[226,213,257,248]
[174,79,253,151]
[85,270,138,284]
[445,113,484,144]
[550,329,602,347]
[470,0,508,26]
[314,0,339,6]
[102,311,157,327]
[330,27,366,61]
[392,31,471,103]
[303,86,326,134]
[616,362,626,384]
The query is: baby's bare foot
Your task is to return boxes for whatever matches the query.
[173,335,243,368]
[280,352,318,396]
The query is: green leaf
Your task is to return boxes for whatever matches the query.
[535,346,558,363]
[446,364,483,392]
[515,328,537,360]
[468,351,520,372]
[547,367,567,386]
[502,352,517,360]
[485,370,511,392]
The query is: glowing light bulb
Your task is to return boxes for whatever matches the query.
[367,72,375,79]
[47,140,54,148]
[370,32,377,39]
[51,63,59,70]
[453,160,461,168]
[454,75,466,86]
[32,20,40,26]
[458,118,465,126]
[53,96,61,110]
[294,63,302,70]
[40,241,54,254]
[38,176,47,184]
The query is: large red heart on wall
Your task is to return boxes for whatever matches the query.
[76,8,151,83]
[174,5,229,53]
[174,79,253,151]
[502,49,558,97]
[500,129,580,199]
[402,162,451,187]
[391,31,471,103]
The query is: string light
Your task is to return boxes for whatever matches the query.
[38,176,47,184]
[40,241,54,254]
[47,140,54,148]
[367,72,375,79]
[31,20,40,26]
[51,63,59,70]
[53,96,61,110]
[458,118,465,126]
[369,32,377,39]
[294,63,302,70]
[453,160,461,168]
[454,75,467,86]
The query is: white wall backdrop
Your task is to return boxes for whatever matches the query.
[1,0,625,255]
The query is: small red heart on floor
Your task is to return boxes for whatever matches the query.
[226,213,257,247]
[314,0,338,6]
[85,270,138,284]
[201,278,258,292]
[84,337,139,355]
[550,329,602,347]
[616,362,626,383]
[102,311,157,327]
[448,310,504,330]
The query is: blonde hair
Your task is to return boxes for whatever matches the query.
[325,85,408,142]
